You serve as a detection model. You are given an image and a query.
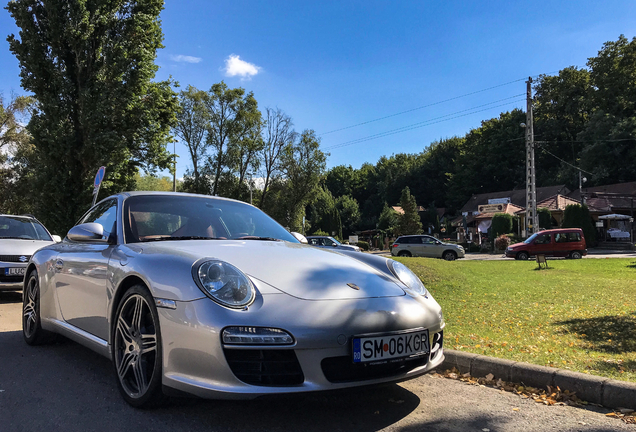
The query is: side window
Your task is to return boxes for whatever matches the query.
[309,238,319,245]
[555,233,566,243]
[323,238,334,246]
[82,199,118,239]
[422,236,436,244]
[535,234,551,245]
[567,232,581,242]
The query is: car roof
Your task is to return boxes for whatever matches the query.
[538,228,583,233]
[306,236,331,239]
[0,214,36,221]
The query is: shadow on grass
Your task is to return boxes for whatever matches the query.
[555,313,636,353]
[627,261,636,269]
[591,358,636,375]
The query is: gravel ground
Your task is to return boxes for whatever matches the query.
[0,292,633,432]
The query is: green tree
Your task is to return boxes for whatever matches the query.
[277,130,327,231]
[134,172,174,191]
[397,187,422,235]
[174,85,209,194]
[204,82,260,197]
[538,207,552,230]
[562,204,597,246]
[491,213,513,239]
[377,203,399,234]
[7,0,177,234]
[259,108,295,209]
[533,67,592,188]
[335,195,361,236]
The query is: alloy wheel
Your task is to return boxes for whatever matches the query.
[23,276,38,339]
[114,294,158,399]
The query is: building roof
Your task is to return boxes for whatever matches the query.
[567,181,636,212]
[391,205,425,215]
[460,185,570,213]
[516,194,608,214]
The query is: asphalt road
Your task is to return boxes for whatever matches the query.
[0,292,633,432]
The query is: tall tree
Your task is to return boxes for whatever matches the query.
[279,130,327,231]
[174,85,209,193]
[233,113,263,200]
[397,186,423,235]
[204,82,259,196]
[0,93,35,214]
[259,108,295,209]
[578,35,636,185]
[7,0,177,234]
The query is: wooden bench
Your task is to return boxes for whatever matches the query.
[536,254,548,269]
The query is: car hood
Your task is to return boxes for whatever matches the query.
[0,239,55,257]
[138,240,405,300]
[508,242,526,249]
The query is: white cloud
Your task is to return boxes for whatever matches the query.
[171,55,202,64]
[223,54,261,79]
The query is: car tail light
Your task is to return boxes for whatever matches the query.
[392,244,398,248]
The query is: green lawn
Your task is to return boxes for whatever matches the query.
[397,257,636,382]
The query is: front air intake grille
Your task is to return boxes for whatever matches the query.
[0,275,24,283]
[0,255,31,263]
[321,354,428,384]
[223,348,304,386]
[430,331,444,361]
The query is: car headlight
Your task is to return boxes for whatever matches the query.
[194,260,255,308]
[388,260,428,297]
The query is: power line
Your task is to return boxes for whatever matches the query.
[319,73,559,136]
[324,95,526,150]
[538,147,595,176]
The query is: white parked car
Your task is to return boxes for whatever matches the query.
[0,214,60,291]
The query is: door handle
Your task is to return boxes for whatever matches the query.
[55,259,64,271]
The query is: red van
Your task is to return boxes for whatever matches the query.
[505,228,587,260]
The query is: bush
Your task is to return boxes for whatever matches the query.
[494,234,511,251]
[480,242,492,253]
[491,213,513,239]
[461,242,481,253]
[357,240,369,251]
[562,204,597,246]
[538,207,552,230]
[312,229,329,236]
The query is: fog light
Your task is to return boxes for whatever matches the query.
[222,326,294,345]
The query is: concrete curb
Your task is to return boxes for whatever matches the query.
[441,349,636,410]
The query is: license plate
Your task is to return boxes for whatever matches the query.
[5,267,26,276]
[352,329,429,363]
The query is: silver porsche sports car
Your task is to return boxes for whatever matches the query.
[23,192,445,407]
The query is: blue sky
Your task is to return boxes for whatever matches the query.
[1,1,635,179]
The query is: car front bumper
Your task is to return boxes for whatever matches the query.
[157,291,445,399]
[0,261,27,290]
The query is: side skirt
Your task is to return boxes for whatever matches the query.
[43,318,110,359]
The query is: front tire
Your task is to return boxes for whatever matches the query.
[112,285,165,408]
[22,270,56,345]
[570,251,582,259]
[516,251,529,261]
[442,251,457,261]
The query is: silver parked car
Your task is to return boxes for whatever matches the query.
[391,235,465,261]
[306,235,361,252]
[0,214,61,291]
[23,192,445,407]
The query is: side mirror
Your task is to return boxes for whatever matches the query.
[52,235,62,243]
[291,232,308,244]
[67,223,109,243]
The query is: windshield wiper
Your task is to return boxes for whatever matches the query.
[140,236,222,242]
[233,236,281,241]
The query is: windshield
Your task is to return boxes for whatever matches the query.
[330,237,342,245]
[524,233,539,244]
[123,195,299,244]
[0,216,52,241]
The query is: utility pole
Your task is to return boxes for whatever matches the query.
[173,140,177,192]
[525,77,538,237]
